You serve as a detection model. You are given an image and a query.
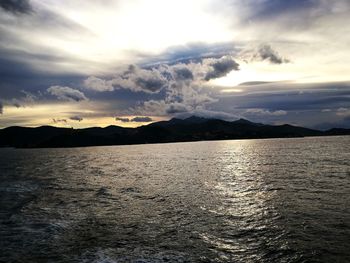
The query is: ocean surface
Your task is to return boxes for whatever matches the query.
[0,136,349,263]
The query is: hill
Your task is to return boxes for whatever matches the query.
[0,116,349,148]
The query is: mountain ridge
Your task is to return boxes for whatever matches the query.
[0,116,349,148]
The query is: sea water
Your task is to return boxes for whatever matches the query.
[0,136,349,262]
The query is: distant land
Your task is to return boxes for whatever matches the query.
[0,116,349,148]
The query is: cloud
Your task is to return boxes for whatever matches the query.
[240,44,289,64]
[248,0,314,20]
[0,101,3,114]
[113,65,168,93]
[84,76,114,92]
[115,117,130,123]
[84,55,240,94]
[135,100,168,116]
[166,102,192,114]
[9,90,39,108]
[85,65,168,94]
[124,57,242,117]
[0,0,32,14]
[147,42,238,65]
[204,57,239,80]
[69,116,83,122]
[115,116,153,122]
[47,86,88,102]
[336,107,350,117]
[245,108,287,116]
[131,116,153,122]
[172,67,194,81]
[256,45,289,64]
[52,118,67,124]
[174,108,238,121]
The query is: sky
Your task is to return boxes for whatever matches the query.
[0,0,350,129]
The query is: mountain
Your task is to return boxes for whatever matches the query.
[0,116,349,148]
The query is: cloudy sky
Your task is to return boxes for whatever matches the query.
[0,0,349,129]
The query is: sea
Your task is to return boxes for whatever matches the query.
[0,136,349,263]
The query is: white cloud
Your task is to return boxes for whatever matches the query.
[245,108,287,116]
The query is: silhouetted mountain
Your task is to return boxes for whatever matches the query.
[0,116,349,148]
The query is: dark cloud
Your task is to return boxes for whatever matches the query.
[0,0,32,14]
[131,116,153,122]
[173,67,193,81]
[69,116,83,122]
[7,90,38,108]
[134,77,166,93]
[217,92,350,112]
[200,81,350,128]
[205,57,239,81]
[241,0,315,22]
[0,101,3,114]
[239,45,289,64]
[47,86,88,102]
[0,47,85,100]
[11,100,21,108]
[52,118,67,124]
[115,116,153,122]
[115,117,130,123]
[256,45,289,64]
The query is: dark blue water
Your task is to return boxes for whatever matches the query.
[0,136,349,262]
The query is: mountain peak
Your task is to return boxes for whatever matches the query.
[232,118,252,124]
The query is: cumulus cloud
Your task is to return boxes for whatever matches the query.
[84,55,240,94]
[0,0,32,14]
[80,56,237,122]
[84,76,114,92]
[84,65,168,94]
[47,86,88,102]
[204,57,239,80]
[125,57,238,117]
[112,65,168,93]
[69,116,83,122]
